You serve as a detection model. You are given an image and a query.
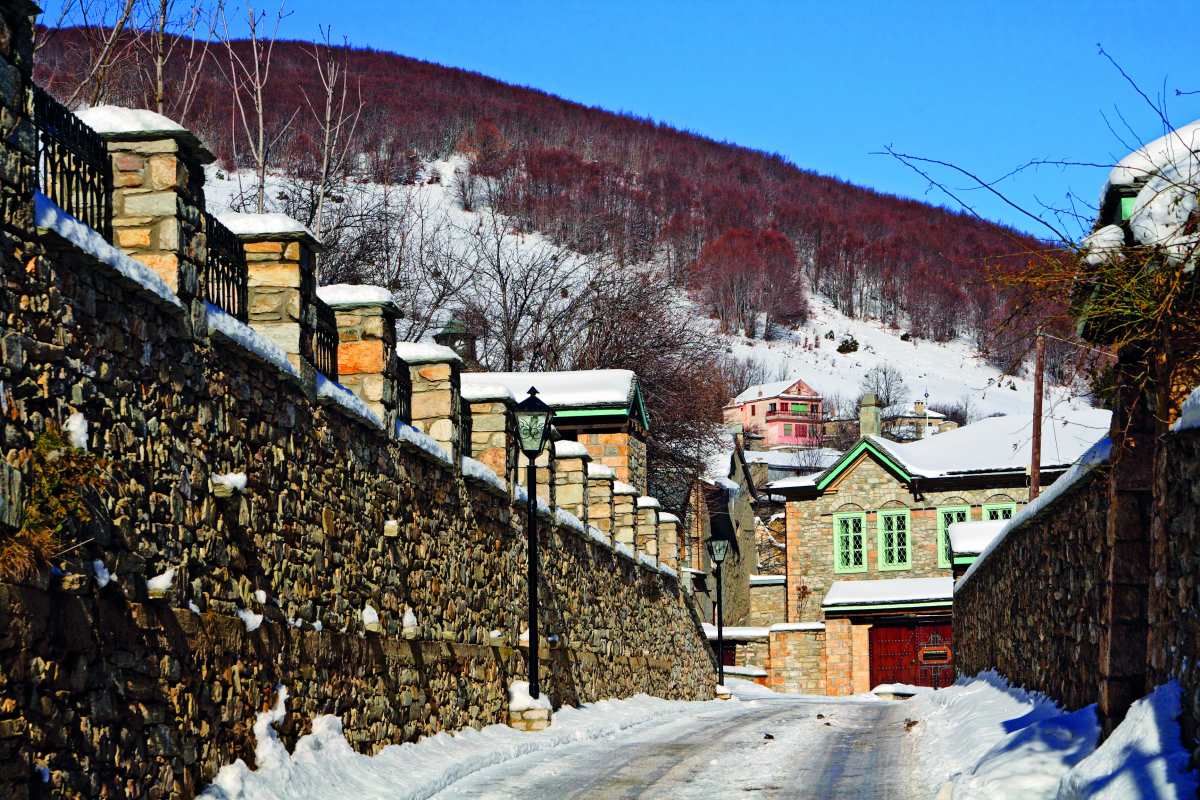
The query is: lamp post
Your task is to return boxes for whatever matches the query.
[706,535,731,686]
[514,387,554,699]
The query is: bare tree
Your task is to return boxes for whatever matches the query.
[217,1,297,213]
[51,0,140,107]
[859,363,909,412]
[138,0,214,120]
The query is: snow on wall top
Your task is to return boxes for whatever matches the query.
[701,623,769,641]
[586,461,615,478]
[315,283,398,311]
[657,511,680,524]
[635,496,661,510]
[553,440,590,459]
[947,520,1006,557]
[217,212,317,241]
[749,574,786,586]
[34,192,184,310]
[822,576,954,607]
[957,434,1112,591]
[461,382,515,403]
[395,342,462,364]
[76,105,187,136]
[612,480,639,496]
[461,369,636,409]
[1173,384,1200,433]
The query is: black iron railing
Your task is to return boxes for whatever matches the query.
[311,296,339,379]
[201,211,249,321]
[33,85,113,241]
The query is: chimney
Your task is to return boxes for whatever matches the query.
[859,393,881,437]
[914,399,926,416]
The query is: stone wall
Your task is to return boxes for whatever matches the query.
[953,467,1110,710]
[0,197,714,795]
[1148,424,1200,758]
[748,580,787,626]
[768,627,826,694]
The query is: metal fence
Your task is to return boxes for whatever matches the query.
[311,296,339,379]
[33,85,112,241]
[201,211,249,322]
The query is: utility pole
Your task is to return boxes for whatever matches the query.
[1030,327,1045,499]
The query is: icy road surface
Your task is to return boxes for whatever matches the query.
[431,693,923,799]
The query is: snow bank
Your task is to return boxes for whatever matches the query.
[199,686,716,800]
[395,341,462,364]
[316,373,385,430]
[461,456,507,494]
[35,192,183,309]
[872,682,932,696]
[206,302,301,380]
[958,435,1112,590]
[316,283,396,309]
[911,672,1198,800]
[393,422,452,465]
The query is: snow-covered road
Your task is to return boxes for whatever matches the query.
[431,693,922,799]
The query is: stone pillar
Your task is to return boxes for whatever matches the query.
[396,342,462,466]
[222,213,321,380]
[318,285,402,426]
[635,497,660,561]
[1098,346,1156,736]
[577,430,648,494]
[657,512,681,569]
[463,385,516,489]
[82,108,214,298]
[824,618,854,696]
[586,462,615,537]
[553,441,590,523]
[612,480,638,550]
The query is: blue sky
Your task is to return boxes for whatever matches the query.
[53,0,1200,237]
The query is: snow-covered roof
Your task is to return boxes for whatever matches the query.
[1106,119,1200,191]
[874,407,1110,477]
[888,406,947,420]
[460,369,638,410]
[553,440,590,459]
[731,377,820,405]
[395,341,462,365]
[636,496,661,510]
[749,574,786,586]
[822,577,954,608]
[765,474,818,490]
[316,284,399,312]
[461,382,514,403]
[217,212,318,243]
[75,105,215,162]
[742,447,842,470]
[948,520,1006,557]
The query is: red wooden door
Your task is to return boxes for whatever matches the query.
[869,621,954,688]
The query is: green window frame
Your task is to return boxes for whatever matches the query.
[792,402,807,413]
[877,509,911,570]
[937,506,970,569]
[833,512,867,574]
[1120,195,1136,220]
[983,503,1017,521]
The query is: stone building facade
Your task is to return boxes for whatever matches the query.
[0,25,716,795]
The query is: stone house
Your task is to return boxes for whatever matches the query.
[881,399,959,441]
[723,377,824,448]
[769,401,1111,694]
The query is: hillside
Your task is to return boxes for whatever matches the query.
[37,26,1050,351]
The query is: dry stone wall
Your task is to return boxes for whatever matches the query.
[0,204,714,797]
[953,467,1110,710]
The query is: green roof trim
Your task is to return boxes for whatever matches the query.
[953,556,977,565]
[823,599,953,612]
[551,382,650,430]
[816,439,912,491]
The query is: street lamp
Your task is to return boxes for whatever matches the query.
[514,387,554,699]
[706,535,731,687]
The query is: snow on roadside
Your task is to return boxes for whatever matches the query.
[911,671,1197,799]
[199,689,731,800]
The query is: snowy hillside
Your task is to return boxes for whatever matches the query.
[203,158,1100,434]
[719,293,1096,425]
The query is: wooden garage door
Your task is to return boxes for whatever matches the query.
[868,621,954,688]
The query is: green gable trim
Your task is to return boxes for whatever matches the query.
[631,384,651,429]
[953,556,977,565]
[824,599,953,612]
[553,407,629,419]
[816,439,912,491]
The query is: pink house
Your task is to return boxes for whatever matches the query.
[724,378,824,448]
